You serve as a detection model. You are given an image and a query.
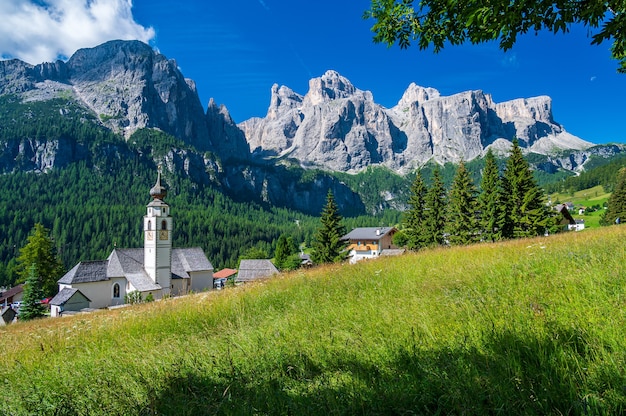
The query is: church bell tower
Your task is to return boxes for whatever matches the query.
[144,168,172,295]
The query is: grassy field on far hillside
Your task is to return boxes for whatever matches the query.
[549,185,612,228]
[1,226,626,415]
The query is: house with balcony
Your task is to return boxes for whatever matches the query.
[342,227,402,264]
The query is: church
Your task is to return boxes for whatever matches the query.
[51,171,214,316]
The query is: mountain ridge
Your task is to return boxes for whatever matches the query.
[239,69,592,173]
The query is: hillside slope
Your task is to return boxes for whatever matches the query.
[2,226,625,414]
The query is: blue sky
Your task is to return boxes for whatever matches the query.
[1,1,625,144]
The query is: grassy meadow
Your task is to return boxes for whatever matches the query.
[549,185,612,228]
[1,226,626,415]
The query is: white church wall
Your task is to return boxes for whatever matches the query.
[110,278,126,306]
[72,281,111,309]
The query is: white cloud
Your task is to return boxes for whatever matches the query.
[0,0,155,64]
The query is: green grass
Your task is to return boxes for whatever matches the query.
[550,185,611,208]
[2,226,626,415]
[550,185,612,228]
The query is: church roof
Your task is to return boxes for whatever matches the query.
[58,261,108,284]
[108,249,161,292]
[236,259,278,282]
[50,287,91,306]
[57,247,211,290]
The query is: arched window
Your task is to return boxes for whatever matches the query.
[147,220,152,231]
[161,220,167,230]
[113,283,120,299]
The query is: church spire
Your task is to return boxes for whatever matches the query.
[149,165,167,201]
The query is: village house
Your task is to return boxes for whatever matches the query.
[213,268,237,289]
[50,171,214,315]
[0,284,24,308]
[236,260,278,283]
[342,227,402,264]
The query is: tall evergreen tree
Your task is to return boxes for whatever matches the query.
[445,161,479,245]
[16,223,65,297]
[423,167,447,246]
[604,167,626,225]
[311,191,348,264]
[19,265,47,321]
[274,234,301,270]
[501,139,551,238]
[478,149,504,242]
[404,170,428,250]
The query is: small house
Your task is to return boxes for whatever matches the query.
[342,227,399,264]
[0,284,24,307]
[49,288,91,317]
[236,260,278,283]
[213,268,237,289]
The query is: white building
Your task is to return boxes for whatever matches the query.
[51,171,214,315]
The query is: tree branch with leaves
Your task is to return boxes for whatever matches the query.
[365,0,626,72]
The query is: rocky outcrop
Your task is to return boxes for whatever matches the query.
[0,40,248,161]
[240,70,592,173]
[205,99,250,161]
[66,40,211,151]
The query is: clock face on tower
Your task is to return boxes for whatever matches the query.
[159,230,168,240]
[146,231,154,240]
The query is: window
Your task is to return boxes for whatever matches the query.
[113,283,120,298]
[161,220,167,230]
[147,220,152,231]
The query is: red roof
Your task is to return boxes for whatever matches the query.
[213,268,237,279]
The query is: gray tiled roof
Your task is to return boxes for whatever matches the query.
[342,227,395,241]
[58,247,212,292]
[236,259,278,282]
[172,247,213,279]
[58,261,108,284]
[109,249,161,292]
[50,287,91,306]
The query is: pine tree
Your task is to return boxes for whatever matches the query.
[501,139,551,238]
[478,149,504,242]
[423,167,447,246]
[16,223,65,297]
[311,191,348,264]
[445,161,479,245]
[274,234,296,270]
[19,265,47,321]
[403,170,428,250]
[604,167,626,225]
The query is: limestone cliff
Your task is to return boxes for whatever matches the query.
[239,70,593,173]
[0,40,249,160]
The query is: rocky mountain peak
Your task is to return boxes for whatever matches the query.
[240,70,592,173]
[1,40,249,161]
[267,84,303,120]
[306,70,358,105]
[396,83,440,109]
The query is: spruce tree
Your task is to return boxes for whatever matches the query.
[16,223,65,297]
[274,234,290,269]
[404,170,427,250]
[478,149,504,242]
[423,167,447,246]
[311,191,348,264]
[604,167,626,225]
[501,139,551,238]
[445,161,479,245]
[19,265,47,321]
